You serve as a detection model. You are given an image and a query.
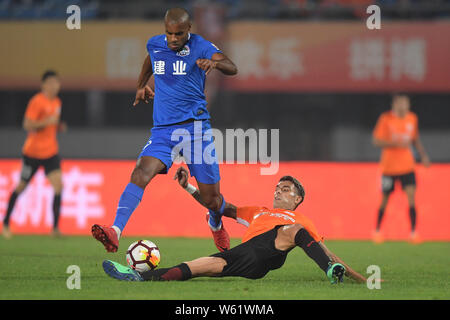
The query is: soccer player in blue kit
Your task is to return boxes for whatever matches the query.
[92,8,237,253]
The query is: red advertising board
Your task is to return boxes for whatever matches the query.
[224,22,450,92]
[1,160,449,241]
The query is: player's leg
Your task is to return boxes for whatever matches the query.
[402,172,420,242]
[44,155,63,235]
[195,180,230,251]
[186,120,230,250]
[102,256,226,282]
[376,192,390,231]
[114,155,166,231]
[92,156,166,252]
[373,175,394,243]
[92,126,173,252]
[404,185,416,232]
[2,156,38,238]
[46,169,63,235]
[275,224,345,283]
[140,257,226,281]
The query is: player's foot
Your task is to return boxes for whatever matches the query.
[206,213,230,252]
[409,231,423,244]
[2,225,12,239]
[91,224,119,253]
[102,260,143,281]
[372,230,384,244]
[51,228,62,238]
[327,263,345,284]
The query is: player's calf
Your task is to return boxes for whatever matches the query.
[292,226,339,281]
[130,156,165,189]
[205,194,226,231]
[103,260,192,282]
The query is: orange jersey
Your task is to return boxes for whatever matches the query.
[22,93,61,159]
[236,206,323,243]
[373,111,418,175]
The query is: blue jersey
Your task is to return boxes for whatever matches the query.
[147,33,222,126]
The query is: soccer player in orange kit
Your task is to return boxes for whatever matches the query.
[102,167,367,284]
[372,94,430,244]
[2,70,66,239]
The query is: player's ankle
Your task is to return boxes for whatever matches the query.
[208,217,222,232]
[112,225,122,239]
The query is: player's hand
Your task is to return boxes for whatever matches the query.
[45,115,59,126]
[58,121,68,133]
[133,85,155,106]
[422,155,431,168]
[173,166,189,189]
[196,59,217,75]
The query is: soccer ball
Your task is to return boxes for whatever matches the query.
[126,240,161,273]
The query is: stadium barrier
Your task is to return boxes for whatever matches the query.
[0,160,449,241]
[1,21,449,91]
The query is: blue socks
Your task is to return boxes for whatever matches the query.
[208,195,226,231]
[113,183,144,232]
[113,183,225,234]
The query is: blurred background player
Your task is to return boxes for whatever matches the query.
[2,70,66,239]
[91,7,237,253]
[102,166,367,284]
[372,94,430,244]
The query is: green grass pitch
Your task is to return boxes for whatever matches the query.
[0,235,449,300]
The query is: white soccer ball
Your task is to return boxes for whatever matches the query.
[126,240,161,273]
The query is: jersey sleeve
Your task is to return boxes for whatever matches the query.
[146,36,159,63]
[24,96,42,121]
[236,206,260,227]
[296,214,324,242]
[373,113,388,141]
[146,36,156,54]
[201,39,222,60]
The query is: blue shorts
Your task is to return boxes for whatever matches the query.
[138,120,220,185]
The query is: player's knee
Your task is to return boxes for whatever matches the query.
[131,165,156,187]
[53,182,63,194]
[15,182,26,193]
[202,193,222,211]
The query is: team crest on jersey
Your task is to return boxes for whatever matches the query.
[176,45,190,57]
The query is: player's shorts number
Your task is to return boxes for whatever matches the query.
[20,162,33,180]
[381,176,394,192]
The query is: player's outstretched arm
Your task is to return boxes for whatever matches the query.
[133,54,155,106]
[319,242,367,283]
[196,52,237,76]
[174,166,238,219]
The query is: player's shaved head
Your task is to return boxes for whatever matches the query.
[164,8,192,51]
[164,7,190,25]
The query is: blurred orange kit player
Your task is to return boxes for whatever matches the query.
[372,94,430,244]
[2,70,67,239]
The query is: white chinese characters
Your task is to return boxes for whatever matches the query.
[0,167,104,229]
[173,60,187,75]
[154,60,166,75]
[349,38,426,82]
